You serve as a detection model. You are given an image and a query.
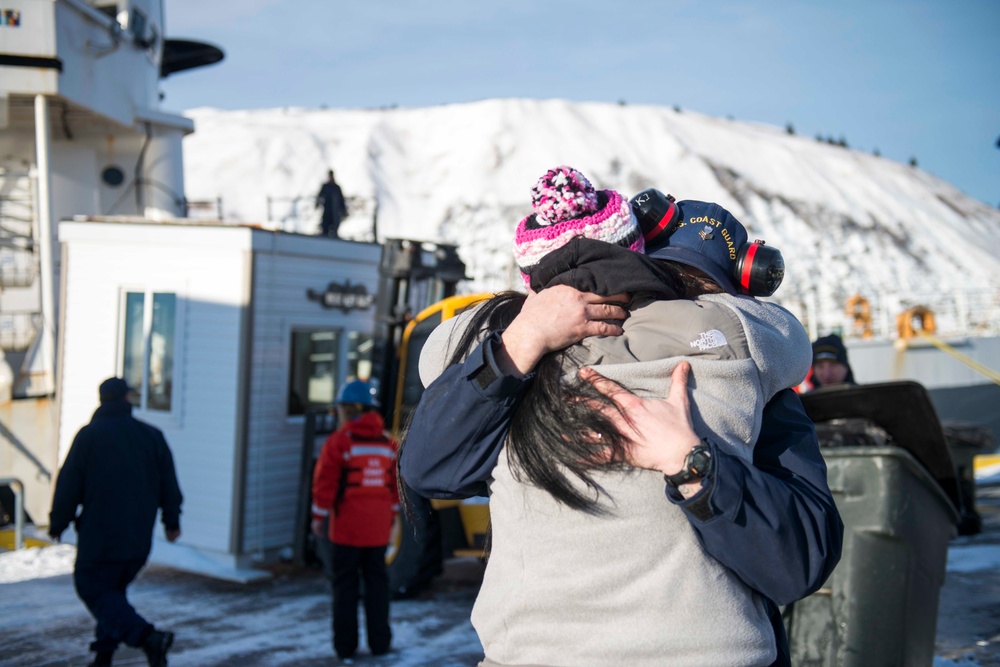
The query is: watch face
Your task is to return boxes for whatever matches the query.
[665,444,711,487]
[687,446,711,477]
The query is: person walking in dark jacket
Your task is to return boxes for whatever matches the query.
[316,169,349,238]
[49,377,183,667]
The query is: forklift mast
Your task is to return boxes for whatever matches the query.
[371,239,467,428]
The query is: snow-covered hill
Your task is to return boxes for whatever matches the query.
[181,99,1000,337]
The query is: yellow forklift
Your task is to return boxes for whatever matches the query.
[384,291,492,597]
[296,238,489,597]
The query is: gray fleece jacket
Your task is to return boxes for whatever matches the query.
[419,293,811,667]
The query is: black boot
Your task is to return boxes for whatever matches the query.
[87,652,113,667]
[142,629,174,667]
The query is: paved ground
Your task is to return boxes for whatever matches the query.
[0,558,486,666]
[935,483,1000,665]
[3,485,1000,666]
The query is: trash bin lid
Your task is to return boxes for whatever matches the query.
[801,381,962,513]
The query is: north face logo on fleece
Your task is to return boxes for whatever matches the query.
[690,329,728,351]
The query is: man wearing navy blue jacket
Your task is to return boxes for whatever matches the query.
[49,378,183,667]
[400,285,843,667]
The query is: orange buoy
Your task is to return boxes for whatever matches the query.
[896,306,936,339]
[845,295,873,339]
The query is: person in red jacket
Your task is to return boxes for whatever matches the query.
[311,380,398,662]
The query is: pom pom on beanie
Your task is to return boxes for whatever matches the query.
[531,166,601,225]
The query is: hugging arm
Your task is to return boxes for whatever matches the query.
[579,369,844,606]
[399,332,530,499]
[405,333,843,605]
[399,286,628,499]
[676,389,844,605]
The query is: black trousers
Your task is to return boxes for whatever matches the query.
[320,210,341,238]
[331,543,391,658]
[73,558,152,655]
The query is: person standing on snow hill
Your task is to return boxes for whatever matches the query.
[49,377,182,667]
[316,168,349,238]
[312,380,398,662]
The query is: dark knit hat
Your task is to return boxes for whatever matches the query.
[98,377,130,403]
[645,200,749,295]
[513,166,643,285]
[812,334,850,367]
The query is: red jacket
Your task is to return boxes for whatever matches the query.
[312,411,399,547]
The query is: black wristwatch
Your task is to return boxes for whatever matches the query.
[663,441,713,488]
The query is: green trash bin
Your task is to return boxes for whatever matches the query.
[941,421,997,535]
[790,382,962,667]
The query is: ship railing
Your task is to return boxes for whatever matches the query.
[789,287,1000,342]
[182,197,224,220]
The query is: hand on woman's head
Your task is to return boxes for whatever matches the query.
[498,285,629,377]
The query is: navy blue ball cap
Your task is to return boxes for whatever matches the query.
[645,200,749,295]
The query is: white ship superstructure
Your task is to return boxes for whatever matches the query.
[0,0,220,527]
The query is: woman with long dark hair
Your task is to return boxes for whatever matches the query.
[402,168,841,667]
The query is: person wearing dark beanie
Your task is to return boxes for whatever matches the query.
[49,377,183,667]
[811,334,856,388]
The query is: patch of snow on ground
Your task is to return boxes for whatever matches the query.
[947,543,1000,574]
[0,543,76,583]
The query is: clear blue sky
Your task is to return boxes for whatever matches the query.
[160,0,1000,206]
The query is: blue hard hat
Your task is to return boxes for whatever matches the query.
[336,380,379,407]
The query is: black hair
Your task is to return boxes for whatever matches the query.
[443,260,715,514]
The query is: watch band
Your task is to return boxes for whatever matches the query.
[663,440,712,487]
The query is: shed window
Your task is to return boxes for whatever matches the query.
[288,330,340,415]
[120,291,177,412]
[287,329,374,416]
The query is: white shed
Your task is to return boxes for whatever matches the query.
[56,219,382,580]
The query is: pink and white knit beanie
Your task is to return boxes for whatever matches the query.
[512,166,643,284]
